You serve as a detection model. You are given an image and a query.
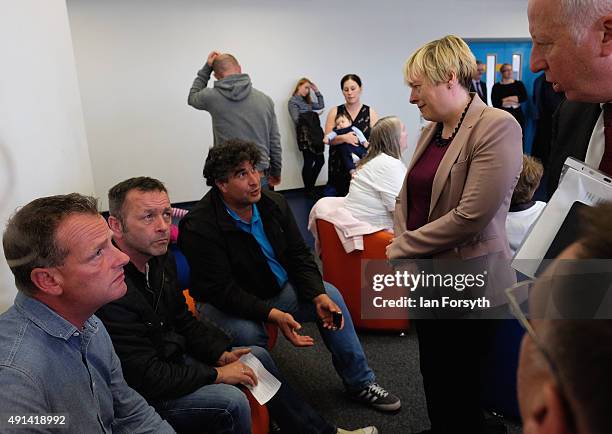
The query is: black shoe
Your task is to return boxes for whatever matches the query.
[350,382,401,412]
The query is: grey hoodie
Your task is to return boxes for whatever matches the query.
[188,64,281,177]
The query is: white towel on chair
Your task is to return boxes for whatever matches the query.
[308,197,387,254]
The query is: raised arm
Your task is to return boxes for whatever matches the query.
[187,51,220,110]
[310,83,325,110]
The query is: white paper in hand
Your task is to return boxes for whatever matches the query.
[239,353,281,405]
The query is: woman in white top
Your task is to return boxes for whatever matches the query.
[506,154,547,254]
[344,116,408,230]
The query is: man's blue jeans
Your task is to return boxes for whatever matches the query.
[153,346,335,434]
[199,281,375,392]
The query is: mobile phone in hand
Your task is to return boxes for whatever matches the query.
[332,311,343,329]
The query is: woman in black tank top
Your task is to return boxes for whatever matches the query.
[324,74,379,196]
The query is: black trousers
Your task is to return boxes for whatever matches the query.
[301,149,324,192]
[325,146,351,197]
[416,318,500,434]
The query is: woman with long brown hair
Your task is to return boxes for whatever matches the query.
[289,77,325,197]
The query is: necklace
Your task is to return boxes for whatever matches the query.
[432,94,473,148]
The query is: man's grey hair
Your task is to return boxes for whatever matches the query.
[560,0,612,41]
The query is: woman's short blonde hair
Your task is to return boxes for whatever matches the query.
[404,35,476,90]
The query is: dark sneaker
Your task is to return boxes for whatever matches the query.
[350,382,401,412]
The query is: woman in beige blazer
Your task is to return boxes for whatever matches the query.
[386,36,522,434]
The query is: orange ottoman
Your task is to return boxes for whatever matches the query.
[316,219,410,331]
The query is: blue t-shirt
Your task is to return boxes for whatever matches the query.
[225,203,289,288]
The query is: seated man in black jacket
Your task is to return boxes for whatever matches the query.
[178,140,401,413]
[97,177,377,434]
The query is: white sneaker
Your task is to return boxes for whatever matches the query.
[337,427,379,434]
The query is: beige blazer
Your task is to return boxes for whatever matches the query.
[389,95,522,303]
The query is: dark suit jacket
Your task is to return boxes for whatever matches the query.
[546,99,601,199]
[470,80,488,105]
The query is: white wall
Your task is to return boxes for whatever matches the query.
[67,0,530,210]
[0,0,95,312]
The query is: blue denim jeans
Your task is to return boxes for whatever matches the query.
[199,281,375,392]
[154,346,335,434]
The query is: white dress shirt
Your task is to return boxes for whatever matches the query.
[584,103,605,168]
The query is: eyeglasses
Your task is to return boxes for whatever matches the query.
[505,280,577,434]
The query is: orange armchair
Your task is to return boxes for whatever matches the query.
[182,289,271,434]
[315,219,410,331]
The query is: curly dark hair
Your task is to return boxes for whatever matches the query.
[2,193,99,295]
[203,139,262,187]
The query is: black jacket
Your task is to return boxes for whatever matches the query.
[96,250,231,402]
[470,80,488,105]
[178,189,325,321]
[546,99,601,199]
[296,111,325,154]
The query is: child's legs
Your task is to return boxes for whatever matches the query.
[352,145,368,159]
[338,143,356,172]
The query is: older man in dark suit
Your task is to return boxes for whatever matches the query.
[528,0,612,198]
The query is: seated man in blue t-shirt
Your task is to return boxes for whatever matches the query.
[178,139,400,413]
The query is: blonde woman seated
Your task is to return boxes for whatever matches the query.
[309,117,407,254]
[344,116,408,230]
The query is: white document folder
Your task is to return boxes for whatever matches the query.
[512,157,612,278]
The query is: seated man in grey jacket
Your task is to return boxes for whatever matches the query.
[188,51,282,188]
